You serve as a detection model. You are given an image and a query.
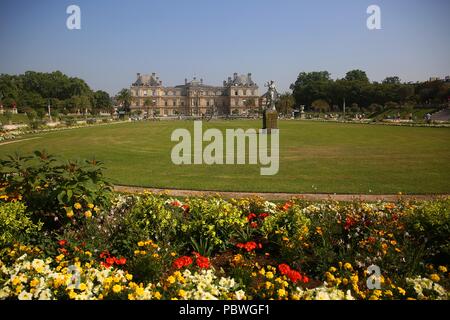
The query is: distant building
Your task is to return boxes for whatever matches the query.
[445,76,450,83]
[130,73,260,116]
[429,77,441,82]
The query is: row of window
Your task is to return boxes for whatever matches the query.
[132,89,258,97]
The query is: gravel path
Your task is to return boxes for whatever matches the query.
[114,185,449,201]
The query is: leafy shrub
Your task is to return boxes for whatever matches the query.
[0,202,42,249]
[180,197,247,254]
[404,199,450,264]
[0,150,112,230]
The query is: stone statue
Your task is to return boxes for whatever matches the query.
[265,80,278,111]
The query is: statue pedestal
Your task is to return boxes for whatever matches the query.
[263,110,278,134]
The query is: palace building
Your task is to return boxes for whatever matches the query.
[130,72,260,116]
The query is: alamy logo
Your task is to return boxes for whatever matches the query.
[171,121,279,175]
[66,5,81,30]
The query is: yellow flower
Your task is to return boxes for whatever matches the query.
[154,291,161,300]
[178,289,186,298]
[430,274,440,282]
[112,285,122,293]
[79,283,87,291]
[30,278,39,288]
[68,290,77,299]
[66,210,74,218]
[84,210,92,219]
[438,266,447,273]
[397,287,406,296]
[74,203,82,210]
[134,250,140,256]
[342,278,348,286]
[167,276,176,284]
[87,203,94,209]
[56,254,65,262]
[265,281,272,290]
[329,267,337,273]
[277,289,286,298]
[140,250,147,255]
[373,290,382,297]
[390,240,397,246]
[137,241,145,247]
[266,272,274,279]
[152,253,159,259]
[126,274,133,281]
[135,287,144,296]
[344,262,353,271]
[170,252,177,257]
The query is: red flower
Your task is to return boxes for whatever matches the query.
[247,213,257,221]
[344,217,355,230]
[259,213,269,219]
[236,241,262,252]
[101,261,112,268]
[100,250,110,259]
[173,256,193,269]
[278,264,291,275]
[115,257,127,265]
[196,256,210,269]
[287,270,303,283]
[58,240,67,247]
[282,202,293,211]
[250,222,258,229]
[303,276,310,284]
[106,257,115,265]
[170,200,182,207]
[181,204,190,212]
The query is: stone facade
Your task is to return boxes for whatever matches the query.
[130,73,259,116]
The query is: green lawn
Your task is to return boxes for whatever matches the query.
[1,120,449,194]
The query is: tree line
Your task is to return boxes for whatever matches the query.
[0,71,113,117]
[287,70,450,113]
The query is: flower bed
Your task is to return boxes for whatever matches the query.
[0,152,449,300]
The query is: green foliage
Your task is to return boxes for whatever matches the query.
[405,199,450,264]
[290,69,447,110]
[181,197,247,253]
[0,202,42,248]
[0,150,112,230]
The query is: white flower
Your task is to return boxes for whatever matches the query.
[18,291,33,300]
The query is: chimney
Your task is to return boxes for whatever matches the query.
[185,78,188,85]
[152,72,156,77]
[193,76,197,80]
[137,72,141,78]
[233,73,238,80]
[159,80,162,85]
[247,73,252,79]
[200,78,203,85]
[223,80,227,86]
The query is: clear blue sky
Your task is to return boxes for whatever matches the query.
[1,0,449,95]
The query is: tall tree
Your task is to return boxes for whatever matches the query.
[345,70,369,83]
[116,89,132,112]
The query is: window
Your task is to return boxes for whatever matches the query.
[235,91,238,96]
[181,101,185,106]
[144,90,148,96]
[165,101,168,106]
[207,101,210,107]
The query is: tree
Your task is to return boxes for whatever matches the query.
[116,89,131,113]
[311,99,330,113]
[290,71,332,109]
[345,70,369,83]
[383,76,401,84]
[93,90,112,113]
[276,93,294,115]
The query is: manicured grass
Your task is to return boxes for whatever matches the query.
[1,120,449,194]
